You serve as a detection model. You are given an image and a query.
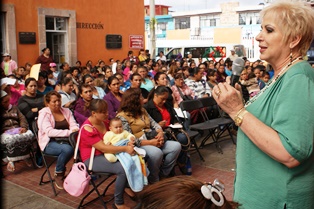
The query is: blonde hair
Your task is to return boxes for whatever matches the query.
[260,0,314,56]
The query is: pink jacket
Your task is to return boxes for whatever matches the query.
[38,107,79,151]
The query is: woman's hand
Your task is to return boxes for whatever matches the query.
[158,120,167,128]
[31,108,38,112]
[124,145,135,155]
[155,132,164,147]
[212,82,244,119]
[19,128,27,133]
[128,137,135,146]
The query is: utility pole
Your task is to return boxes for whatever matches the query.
[149,0,156,59]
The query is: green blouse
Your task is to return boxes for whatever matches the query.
[234,61,314,209]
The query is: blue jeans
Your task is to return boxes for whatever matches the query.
[84,155,127,205]
[142,140,181,183]
[44,141,73,173]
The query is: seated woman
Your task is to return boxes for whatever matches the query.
[144,86,189,173]
[79,99,135,209]
[38,91,79,189]
[129,73,149,104]
[73,84,93,126]
[137,66,154,92]
[1,90,34,172]
[116,88,181,183]
[17,77,45,129]
[104,76,122,120]
[36,71,54,96]
[82,74,105,99]
[171,73,195,105]
[58,77,76,108]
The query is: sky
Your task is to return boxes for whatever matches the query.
[144,0,265,12]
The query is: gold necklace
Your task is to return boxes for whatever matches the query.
[244,57,303,108]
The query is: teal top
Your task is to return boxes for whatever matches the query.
[140,78,154,92]
[234,61,314,209]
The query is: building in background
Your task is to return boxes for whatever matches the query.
[1,0,145,67]
[144,1,314,62]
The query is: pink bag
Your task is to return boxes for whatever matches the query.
[63,124,95,197]
[63,162,91,197]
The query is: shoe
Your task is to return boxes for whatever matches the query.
[24,158,32,167]
[7,161,15,172]
[54,172,65,190]
[35,155,43,168]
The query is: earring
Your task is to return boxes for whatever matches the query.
[289,49,293,66]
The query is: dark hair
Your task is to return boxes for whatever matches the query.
[137,176,239,209]
[154,86,169,96]
[114,72,123,78]
[130,72,142,81]
[128,50,133,56]
[207,69,216,77]
[263,71,270,77]
[137,66,148,73]
[41,47,48,53]
[109,117,122,126]
[153,72,166,84]
[253,65,266,72]
[119,88,143,118]
[60,62,69,70]
[61,77,73,86]
[76,60,81,66]
[71,66,80,74]
[39,71,48,80]
[90,68,99,74]
[174,73,184,80]
[107,76,119,86]
[25,77,37,87]
[248,72,256,79]
[82,74,94,84]
[89,99,108,113]
[44,90,61,105]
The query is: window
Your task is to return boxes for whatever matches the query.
[175,17,190,29]
[45,17,67,31]
[239,12,260,25]
[157,23,166,30]
[200,15,219,27]
[166,48,182,60]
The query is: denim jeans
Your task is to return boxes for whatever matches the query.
[142,140,181,183]
[44,141,73,173]
[176,132,189,165]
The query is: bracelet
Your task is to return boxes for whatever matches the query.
[233,107,248,127]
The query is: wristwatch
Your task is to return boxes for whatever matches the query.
[234,108,248,127]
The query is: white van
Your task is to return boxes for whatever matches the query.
[163,44,245,64]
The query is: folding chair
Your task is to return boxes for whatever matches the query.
[180,99,220,156]
[32,120,58,196]
[198,97,236,152]
[68,131,116,209]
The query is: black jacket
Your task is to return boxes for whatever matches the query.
[144,99,178,125]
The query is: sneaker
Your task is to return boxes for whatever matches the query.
[35,155,43,168]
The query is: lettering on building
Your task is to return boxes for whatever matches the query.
[76,22,104,29]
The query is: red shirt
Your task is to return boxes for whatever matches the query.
[155,104,171,127]
[79,119,109,162]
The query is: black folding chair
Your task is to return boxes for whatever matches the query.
[198,97,236,152]
[180,99,220,156]
[32,120,58,196]
[69,131,116,209]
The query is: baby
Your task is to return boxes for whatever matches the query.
[103,117,144,162]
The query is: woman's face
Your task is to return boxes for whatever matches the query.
[190,62,196,68]
[131,75,142,88]
[63,64,70,71]
[115,75,124,85]
[182,62,188,67]
[256,14,290,65]
[109,79,120,94]
[44,48,50,55]
[80,87,93,101]
[84,77,94,87]
[209,73,217,81]
[240,71,248,80]
[105,69,113,78]
[175,77,185,87]
[17,67,25,76]
[26,80,38,95]
[93,109,108,121]
[72,69,79,77]
[154,92,168,107]
[218,65,225,74]
[157,74,168,86]
[1,95,10,110]
[138,68,147,78]
[37,76,46,87]
[131,65,138,73]
[47,95,61,112]
[63,81,74,94]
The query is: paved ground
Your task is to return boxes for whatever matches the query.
[2,133,236,209]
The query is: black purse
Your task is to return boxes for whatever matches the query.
[50,137,69,144]
[176,86,193,101]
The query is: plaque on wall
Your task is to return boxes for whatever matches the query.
[106,34,122,49]
[19,32,36,44]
